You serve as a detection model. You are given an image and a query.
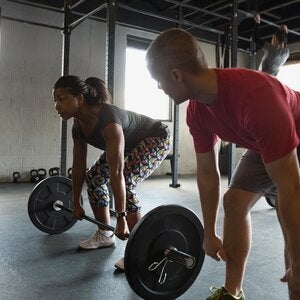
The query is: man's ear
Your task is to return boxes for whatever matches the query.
[78,93,85,104]
[170,68,182,83]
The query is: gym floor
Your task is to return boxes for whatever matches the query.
[0,175,287,300]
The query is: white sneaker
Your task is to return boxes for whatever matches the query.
[79,229,116,249]
[114,257,125,271]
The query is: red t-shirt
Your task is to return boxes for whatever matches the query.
[186,68,300,163]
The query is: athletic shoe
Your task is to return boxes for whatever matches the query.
[79,229,115,249]
[114,257,125,271]
[206,286,245,300]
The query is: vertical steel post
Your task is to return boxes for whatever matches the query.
[228,0,238,182]
[231,0,238,68]
[216,34,221,68]
[249,39,256,69]
[0,8,2,52]
[222,25,230,69]
[60,0,72,176]
[169,3,182,188]
[106,0,117,102]
[106,0,117,209]
[170,102,180,187]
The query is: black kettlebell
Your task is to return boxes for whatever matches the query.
[49,167,60,177]
[13,172,21,183]
[37,168,47,182]
[30,169,39,183]
[68,167,72,179]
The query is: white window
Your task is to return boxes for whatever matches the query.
[277,63,300,91]
[124,46,171,121]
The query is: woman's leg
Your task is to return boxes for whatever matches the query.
[80,153,115,250]
[86,152,112,226]
[124,132,171,231]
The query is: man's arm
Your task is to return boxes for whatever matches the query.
[196,145,227,261]
[252,14,265,48]
[265,149,300,263]
[265,149,300,295]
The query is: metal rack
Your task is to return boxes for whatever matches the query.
[2,0,300,182]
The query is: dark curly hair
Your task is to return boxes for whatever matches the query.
[274,28,288,47]
[53,75,112,104]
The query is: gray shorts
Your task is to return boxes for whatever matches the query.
[229,150,277,198]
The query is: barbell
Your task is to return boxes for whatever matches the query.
[27,176,205,299]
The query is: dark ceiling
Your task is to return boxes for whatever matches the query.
[7,0,300,52]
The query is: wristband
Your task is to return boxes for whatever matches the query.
[115,211,127,219]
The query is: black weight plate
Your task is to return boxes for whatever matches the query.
[125,205,205,300]
[28,176,78,234]
[265,196,276,208]
[265,187,277,208]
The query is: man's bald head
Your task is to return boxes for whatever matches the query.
[146,28,208,80]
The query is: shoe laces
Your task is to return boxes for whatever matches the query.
[209,286,225,297]
[94,229,107,242]
[209,286,243,300]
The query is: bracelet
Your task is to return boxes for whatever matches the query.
[115,211,127,219]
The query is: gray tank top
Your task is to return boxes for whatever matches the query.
[72,103,168,153]
[260,42,289,76]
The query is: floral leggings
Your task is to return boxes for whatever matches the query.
[86,129,171,213]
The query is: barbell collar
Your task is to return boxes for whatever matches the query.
[164,246,196,269]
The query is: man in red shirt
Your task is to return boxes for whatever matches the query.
[146,28,300,300]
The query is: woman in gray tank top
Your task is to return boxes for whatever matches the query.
[252,14,289,76]
[53,75,171,271]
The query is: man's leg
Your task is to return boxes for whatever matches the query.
[221,149,276,297]
[223,188,261,296]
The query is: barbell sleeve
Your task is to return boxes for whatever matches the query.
[164,246,196,269]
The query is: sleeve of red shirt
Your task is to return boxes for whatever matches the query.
[186,100,218,153]
[244,85,299,163]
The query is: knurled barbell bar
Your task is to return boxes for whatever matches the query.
[52,201,115,231]
[28,175,205,299]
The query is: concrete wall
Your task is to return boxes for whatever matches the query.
[0,1,248,182]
